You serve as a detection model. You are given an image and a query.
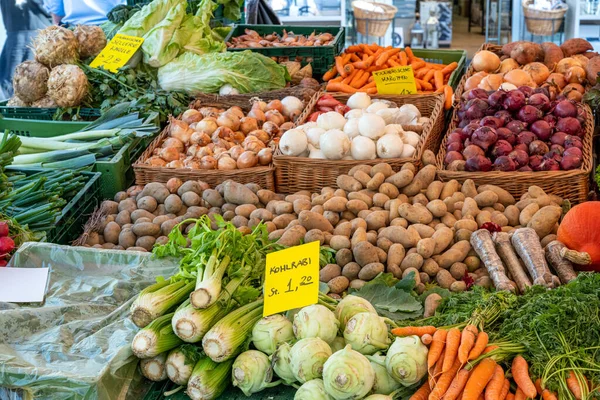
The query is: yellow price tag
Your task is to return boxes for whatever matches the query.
[89,34,144,73]
[263,241,320,317]
[372,66,418,95]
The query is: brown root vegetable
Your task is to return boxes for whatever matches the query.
[585,56,600,85]
[320,264,341,282]
[493,232,532,293]
[433,240,471,269]
[510,42,543,65]
[527,206,562,239]
[511,227,554,287]
[541,42,564,70]
[560,38,593,57]
[565,66,587,84]
[424,293,443,318]
[545,240,577,284]
[470,229,514,292]
[502,41,526,56]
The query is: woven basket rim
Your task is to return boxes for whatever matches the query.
[522,0,568,15]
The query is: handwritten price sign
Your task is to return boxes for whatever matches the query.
[89,34,144,73]
[372,66,417,95]
[263,241,319,317]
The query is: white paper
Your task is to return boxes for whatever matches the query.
[0,267,50,303]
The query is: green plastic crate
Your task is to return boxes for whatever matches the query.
[225,24,346,76]
[0,101,101,121]
[412,48,467,90]
[0,115,91,136]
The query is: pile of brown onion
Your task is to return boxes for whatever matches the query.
[146,97,304,170]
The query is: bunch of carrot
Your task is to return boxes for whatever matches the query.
[393,325,546,400]
[322,44,456,109]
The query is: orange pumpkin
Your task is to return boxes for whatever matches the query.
[557,201,600,271]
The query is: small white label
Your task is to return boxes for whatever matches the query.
[0,267,50,303]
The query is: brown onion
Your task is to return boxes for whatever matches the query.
[166,160,184,168]
[257,148,273,165]
[228,106,244,119]
[232,131,246,144]
[199,107,221,118]
[563,83,585,93]
[147,156,167,166]
[183,157,200,169]
[265,110,285,126]
[217,113,240,130]
[186,144,199,157]
[195,118,218,134]
[213,147,227,157]
[199,156,217,170]
[464,71,488,91]
[565,66,586,84]
[159,147,181,162]
[252,100,267,112]
[182,109,203,124]
[237,151,258,169]
[162,137,184,152]
[213,126,234,141]
[152,148,161,156]
[240,117,259,134]
[229,145,244,160]
[248,108,266,124]
[169,118,193,143]
[191,131,211,146]
[248,129,270,144]
[266,99,283,113]
[196,146,213,158]
[262,121,279,137]
[566,90,583,101]
[218,156,238,170]
[278,122,295,135]
[546,73,567,89]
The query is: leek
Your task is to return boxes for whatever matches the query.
[12,149,90,165]
[186,357,233,400]
[130,279,195,328]
[132,312,182,358]
[140,352,168,382]
[190,254,230,309]
[165,344,203,385]
[202,299,264,362]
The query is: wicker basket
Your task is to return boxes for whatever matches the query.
[522,0,567,36]
[273,92,446,194]
[132,91,318,191]
[435,104,594,204]
[453,43,502,105]
[352,1,398,37]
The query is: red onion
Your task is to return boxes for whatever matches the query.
[540,158,560,171]
[458,118,470,128]
[519,166,533,172]
[463,144,485,159]
[491,140,513,158]
[466,106,485,120]
[465,155,492,172]
[506,120,527,134]
[528,93,551,111]
[503,91,526,111]
[464,122,481,137]
[550,144,564,155]
[517,105,543,124]
[564,135,583,150]
[494,156,516,171]
[550,132,567,146]
[514,143,529,153]
[447,142,464,152]
[530,120,552,141]
[529,155,544,171]
[563,146,582,159]
[518,86,534,97]
[444,151,464,165]
[517,131,536,146]
[480,116,503,129]
[533,86,550,98]
[529,140,550,156]
[455,128,470,141]
[447,132,463,144]
[509,149,529,168]
[542,114,557,128]
[494,110,513,126]
[553,100,578,118]
[467,88,490,100]
[560,149,582,170]
[556,117,582,136]
[496,127,516,145]
[471,126,498,151]
[489,91,507,108]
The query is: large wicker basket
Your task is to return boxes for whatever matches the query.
[435,104,594,204]
[522,0,567,36]
[352,1,398,37]
[133,90,318,190]
[273,92,446,194]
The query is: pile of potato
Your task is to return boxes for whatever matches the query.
[85,151,564,293]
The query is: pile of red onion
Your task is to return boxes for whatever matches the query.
[444,87,586,172]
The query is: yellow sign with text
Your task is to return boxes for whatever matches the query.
[264,241,320,317]
[90,34,144,73]
[372,66,417,95]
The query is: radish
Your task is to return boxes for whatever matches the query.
[0,259,7,267]
[0,236,15,255]
[0,221,8,237]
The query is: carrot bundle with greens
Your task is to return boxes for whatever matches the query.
[322,44,456,108]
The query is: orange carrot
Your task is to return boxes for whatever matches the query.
[399,51,408,65]
[434,70,444,91]
[412,59,426,70]
[483,345,499,354]
[499,379,510,400]
[326,81,356,93]
[411,380,433,400]
[415,80,422,90]
[347,45,362,53]
[342,68,358,85]
[405,46,415,60]
[443,328,461,373]
[485,365,505,400]
[534,379,544,396]
[430,358,463,400]
[361,80,376,89]
[463,358,497,400]
[427,62,445,69]
[505,394,515,400]
[566,371,587,400]
[342,53,352,63]
[423,68,435,82]
[352,70,370,89]
[349,53,361,62]
[458,325,478,364]
[417,79,433,91]
[468,332,489,361]
[444,369,471,400]
[392,326,437,337]
[422,333,433,346]
[541,390,557,400]
[375,51,390,67]
[511,356,537,399]
[441,61,459,75]
[428,329,448,369]
[335,56,346,77]
[322,66,337,81]
[431,349,446,389]
[514,388,526,400]
[361,44,373,55]
[388,59,400,67]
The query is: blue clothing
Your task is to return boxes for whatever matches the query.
[43,0,126,25]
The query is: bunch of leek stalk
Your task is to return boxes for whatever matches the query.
[9,104,159,170]
[0,130,21,193]
[128,216,335,399]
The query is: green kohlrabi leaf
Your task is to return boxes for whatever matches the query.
[158,51,290,94]
[118,0,184,37]
[352,283,423,321]
[141,1,187,67]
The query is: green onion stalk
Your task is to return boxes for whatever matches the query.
[165,344,203,386]
[130,279,195,328]
[186,357,234,400]
[202,299,264,362]
[140,352,168,382]
[131,312,182,359]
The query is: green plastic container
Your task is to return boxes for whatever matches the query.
[225,24,346,76]
[0,114,91,136]
[412,48,468,90]
[0,101,101,121]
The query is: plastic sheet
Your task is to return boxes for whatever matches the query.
[0,242,179,400]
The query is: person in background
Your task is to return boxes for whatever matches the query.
[43,0,126,26]
[0,0,51,99]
